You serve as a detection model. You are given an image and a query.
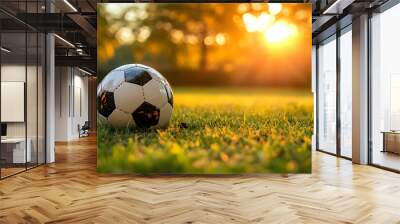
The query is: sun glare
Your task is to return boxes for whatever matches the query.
[116,27,134,44]
[264,21,297,43]
[268,3,282,15]
[242,12,275,33]
[215,33,226,45]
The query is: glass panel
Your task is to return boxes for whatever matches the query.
[339,29,352,158]
[371,5,400,171]
[317,36,337,154]
[0,0,46,178]
[26,0,39,169]
[38,32,45,165]
[1,30,27,177]
[27,30,38,169]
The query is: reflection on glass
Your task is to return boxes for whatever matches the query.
[1,31,27,177]
[0,1,47,179]
[340,29,352,158]
[38,33,46,165]
[371,4,400,171]
[27,31,38,169]
[318,36,337,154]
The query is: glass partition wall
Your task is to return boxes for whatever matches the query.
[0,30,27,177]
[315,1,400,171]
[316,26,353,159]
[370,3,400,171]
[0,2,46,179]
[317,35,337,155]
[339,27,352,159]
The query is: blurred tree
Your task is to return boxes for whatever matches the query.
[97,3,312,88]
[140,4,241,71]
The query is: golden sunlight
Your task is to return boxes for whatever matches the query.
[264,21,298,43]
[268,3,282,15]
[242,12,275,33]
[116,27,135,44]
[215,33,226,45]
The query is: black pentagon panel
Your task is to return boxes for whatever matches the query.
[164,85,173,107]
[98,91,115,118]
[132,102,160,128]
[124,67,152,86]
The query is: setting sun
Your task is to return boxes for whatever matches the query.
[264,21,298,43]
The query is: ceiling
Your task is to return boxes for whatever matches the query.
[0,0,97,74]
[311,0,390,44]
[0,0,394,75]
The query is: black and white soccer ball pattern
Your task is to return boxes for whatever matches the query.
[97,64,173,128]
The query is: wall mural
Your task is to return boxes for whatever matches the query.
[97,3,312,174]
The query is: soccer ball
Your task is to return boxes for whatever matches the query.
[97,64,173,128]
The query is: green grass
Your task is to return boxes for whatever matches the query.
[97,88,313,174]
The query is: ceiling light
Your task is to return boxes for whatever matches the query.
[63,0,78,12]
[54,34,75,48]
[1,47,11,53]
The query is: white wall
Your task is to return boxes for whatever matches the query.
[1,65,26,138]
[55,67,89,141]
[55,67,69,141]
[1,65,41,138]
[72,73,89,138]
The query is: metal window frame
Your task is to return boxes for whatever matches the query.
[336,27,341,158]
[315,22,353,161]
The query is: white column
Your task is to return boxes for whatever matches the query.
[46,32,55,163]
[352,14,369,164]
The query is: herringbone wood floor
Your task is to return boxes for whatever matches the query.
[0,135,400,224]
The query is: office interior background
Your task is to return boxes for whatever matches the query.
[312,0,400,172]
[0,0,97,179]
[0,0,399,177]
[0,1,399,223]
